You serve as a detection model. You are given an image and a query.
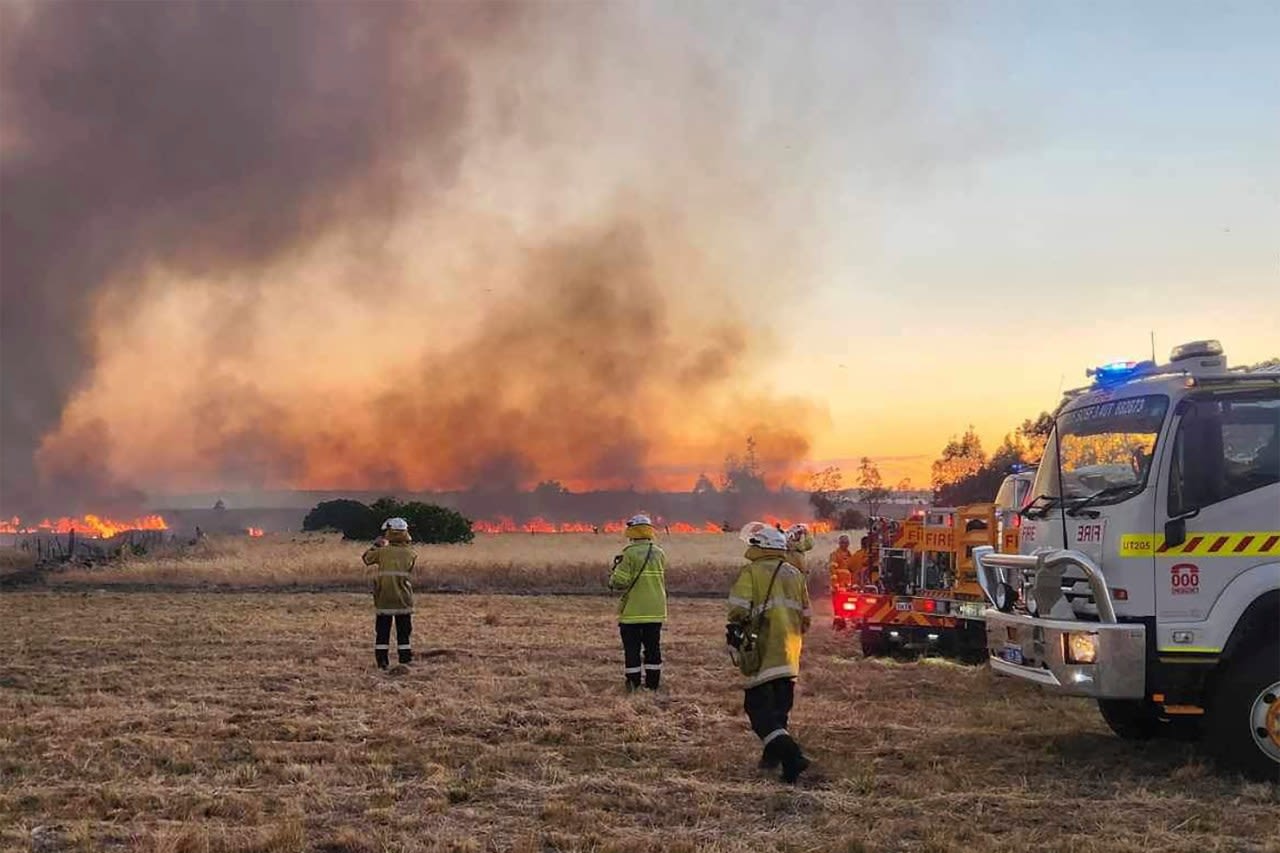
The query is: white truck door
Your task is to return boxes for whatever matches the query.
[1155,390,1280,654]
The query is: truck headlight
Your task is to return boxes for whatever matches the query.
[1064,632,1098,664]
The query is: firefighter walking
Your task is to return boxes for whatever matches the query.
[362,517,416,670]
[727,523,812,783]
[608,514,668,691]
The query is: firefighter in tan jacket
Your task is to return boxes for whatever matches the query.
[726,522,812,783]
[362,517,416,670]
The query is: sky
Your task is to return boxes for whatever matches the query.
[782,0,1280,484]
[1,0,1276,509]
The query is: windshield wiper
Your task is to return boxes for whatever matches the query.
[1064,483,1143,517]
[1019,494,1062,520]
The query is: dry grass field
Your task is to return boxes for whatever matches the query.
[46,532,839,597]
[2,589,1277,853]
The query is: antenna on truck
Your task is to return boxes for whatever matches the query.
[1150,331,1156,363]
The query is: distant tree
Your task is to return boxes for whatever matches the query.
[894,477,913,495]
[692,473,718,494]
[303,499,377,539]
[930,427,987,495]
[807,465,844,521]
[857,457,890,518]
[533,480,569,496]
[398,501,474,545]
[303,497,472,543]
[1016,412,1055,463]
[721,436,767,494]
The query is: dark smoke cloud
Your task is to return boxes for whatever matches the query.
[0,1,517,513]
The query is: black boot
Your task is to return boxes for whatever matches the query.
[644,668,661,691]
[398,647,413,665]
[778,737,810,784]
[758,741,781,771]
[375,649,389,670]
[626,674,642,692]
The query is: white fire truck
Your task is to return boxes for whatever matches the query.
[975,340,1279,781]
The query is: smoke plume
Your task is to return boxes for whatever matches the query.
[1,1,954,513]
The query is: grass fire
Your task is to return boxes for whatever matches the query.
[2,1,1278,851]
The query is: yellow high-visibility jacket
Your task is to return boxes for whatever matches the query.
[785,530,815,573]
[608,540,667,624]
[728,547,812,687]
[363,543,416,615]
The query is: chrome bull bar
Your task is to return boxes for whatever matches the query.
[973,546,1117,624]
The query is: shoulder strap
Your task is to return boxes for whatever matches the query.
[752,559,785,632]
[620,543,655,601]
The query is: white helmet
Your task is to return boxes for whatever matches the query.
[785,523,809,543]
[739,521,787,550]
[382,517,409,531]
[626,514,652,527]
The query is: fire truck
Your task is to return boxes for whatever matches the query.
[831,471,1032,660]
[975,340,1279,781]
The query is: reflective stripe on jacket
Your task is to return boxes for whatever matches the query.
[362,543,416,614]
[728,551,811,687]
[609,540,667,624]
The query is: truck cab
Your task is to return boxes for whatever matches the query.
[975,340,1279,780]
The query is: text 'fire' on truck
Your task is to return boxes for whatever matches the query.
[975,340,1279,782]
[829,470,1034,661]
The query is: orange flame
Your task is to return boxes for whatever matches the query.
[467,516,828,535]
[246,527,265,538]
[0,514,168,538]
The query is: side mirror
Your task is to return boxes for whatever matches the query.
[1164,506,1200,548]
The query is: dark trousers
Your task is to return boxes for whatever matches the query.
[744,677,805,774]
[620,622,662,689]
[375,613,413,668]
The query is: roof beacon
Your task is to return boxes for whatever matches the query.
[1169,339,1225,365]
[1086,359,1156,386]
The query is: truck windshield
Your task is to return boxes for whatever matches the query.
[1032,394,1169,504]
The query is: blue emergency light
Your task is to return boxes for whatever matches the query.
[1087,359,1156,386]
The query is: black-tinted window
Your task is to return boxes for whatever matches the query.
[1169,392,1280,515]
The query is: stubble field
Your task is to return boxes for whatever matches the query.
[2,583,1277,853]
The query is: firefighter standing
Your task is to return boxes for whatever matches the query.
[362,517,416,670]
[727,523,812,783]
[783,523,814,573]
[828,533,855,591]
[608,514,668,690]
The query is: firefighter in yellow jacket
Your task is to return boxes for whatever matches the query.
[608,514,668,690]
[727,522,812,783]
[784,523,815,573]
[362,517,416,670]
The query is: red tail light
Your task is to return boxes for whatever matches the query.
[922,598,937,613]
[1113,588,1128,601]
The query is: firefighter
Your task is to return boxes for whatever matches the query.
[784,523,814,573]
[608,514,668,690]
[362,517,416,670]
[828,533,855,591]
[726,523,812,783]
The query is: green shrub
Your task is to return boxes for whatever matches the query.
[302,497,474,544]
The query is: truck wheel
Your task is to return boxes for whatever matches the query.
[1097,699,1162,740]
[860,629,887,658]
[1205,642,1280,782]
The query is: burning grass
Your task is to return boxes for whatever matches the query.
[42,532,853,596]
[1,591,1276,853]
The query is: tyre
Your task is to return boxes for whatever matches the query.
[1205,642,1280,782]
[1097,698,1163,740]
[860,628,887,658]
